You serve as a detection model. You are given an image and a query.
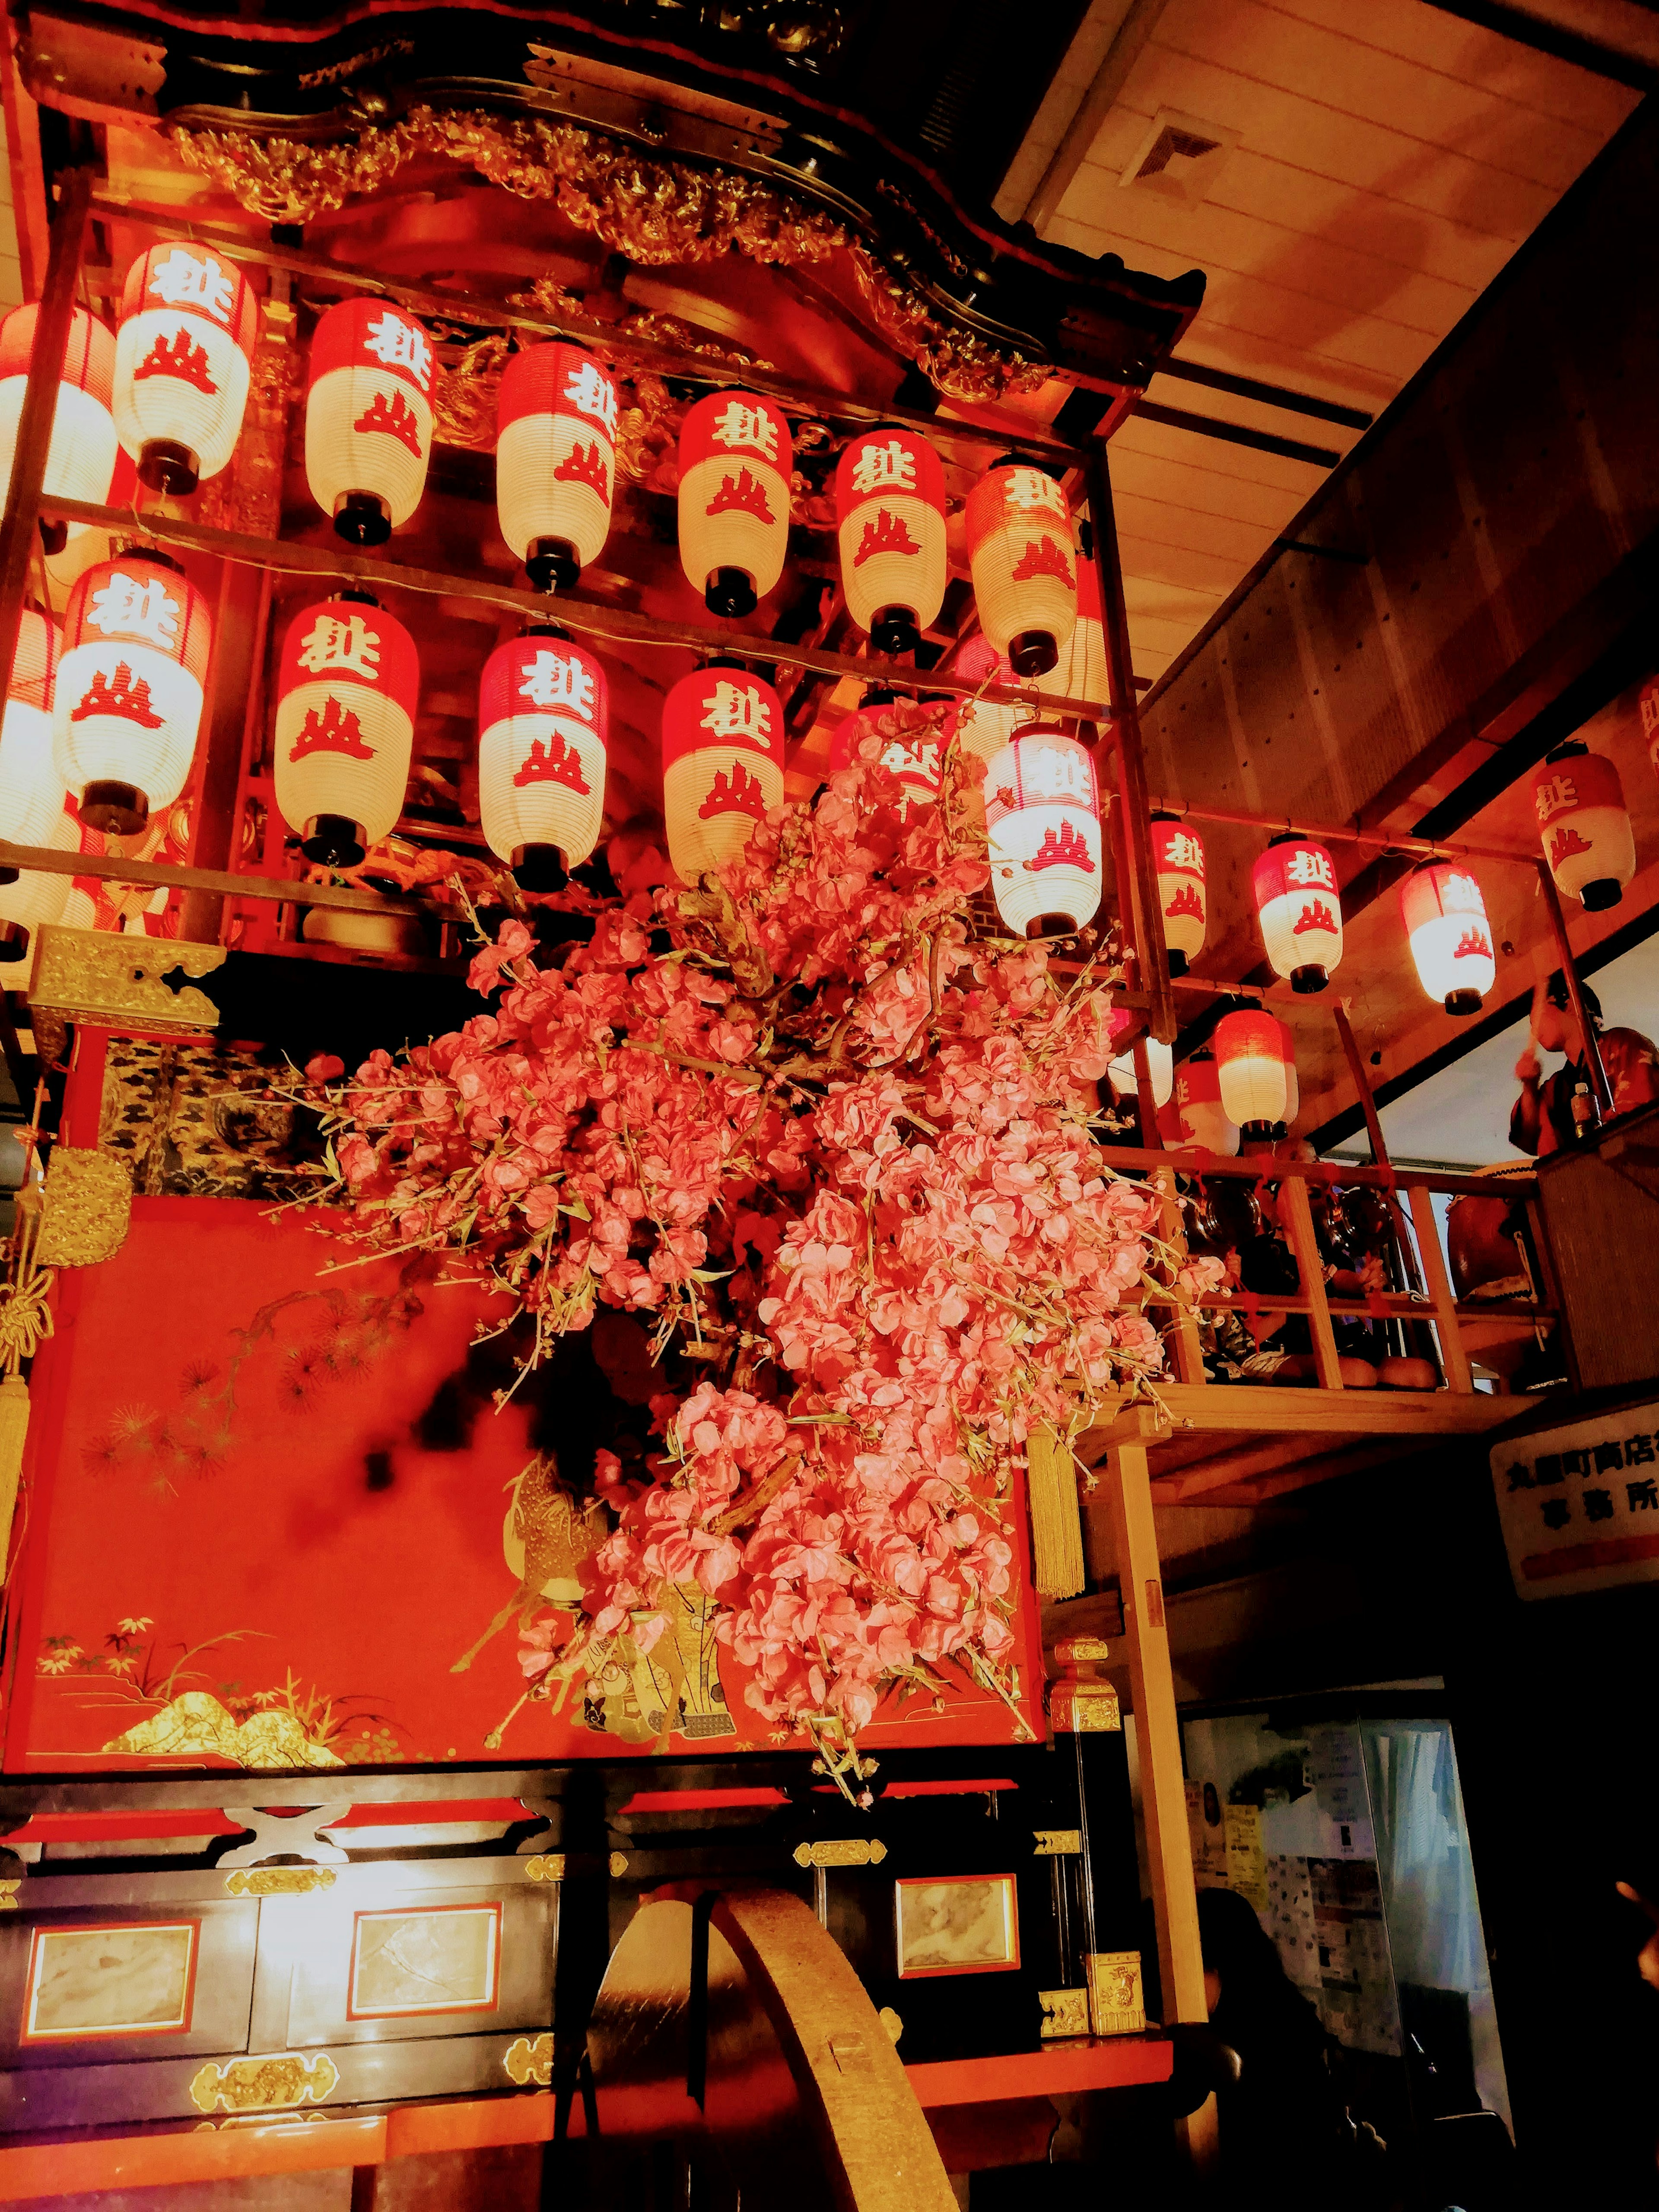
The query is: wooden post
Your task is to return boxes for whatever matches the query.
[1537,859,1615,1118]
[181,564,270,944]
[1104,1437,1216,2165]
[1278,1174,1344,1389]
[1333,1001,1390,1166]
[0,168,89,697]
[1085,442,1176,1047]
[1405,1182,1475,1394]
[1133,1039,1205,1385]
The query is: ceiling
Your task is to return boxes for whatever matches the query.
[998,0,1641,686]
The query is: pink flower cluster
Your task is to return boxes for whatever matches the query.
[304,734,1187,1751]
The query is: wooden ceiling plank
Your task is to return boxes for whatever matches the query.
[1107,442,1315,528]
[1111,410,1332,496]
[1153,1431,1338,1497]
[1112,490,1280,567]
[1207,148,1531,285]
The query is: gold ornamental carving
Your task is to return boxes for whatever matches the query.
[189,2052,339,2116]
[503,2033,553,2087]
[36,1148,133,1269]
[524,1853,565,1883]
[1038,1988,1091,2040]
[168,108,1054,402]
[29,925,225,1062]
[792,1838,887,1869]
[223,1866,337,1897]
[1049,1680,1121,1735]
[1087,1951,1146,2037]
[1033,1829,1082,1857]
[0,1880,20,1911]
[1052,1635,1110,1666]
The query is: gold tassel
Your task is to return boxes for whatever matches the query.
[0,1375,28,1576]
[1027,1424,1085,1599]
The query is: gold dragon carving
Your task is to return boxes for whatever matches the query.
[169,107,1052,402]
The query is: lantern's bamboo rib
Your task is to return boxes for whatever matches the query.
[41,496,1115,723]
[1149,794,1534,868]
[88,194,1082,469]
[0,837,438,917]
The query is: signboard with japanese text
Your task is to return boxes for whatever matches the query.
[1490,1404,1659,1599]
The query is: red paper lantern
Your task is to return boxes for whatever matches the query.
[305,299,434,546]
[478,629,608,887]
[984,727,1102,938]
[678,391,792,617]
[1253,834,1343,993]
[1401,859,1495,1016]
[833,426,947,655]
[0,802,76,964]
[662,661,784,884]
[496,342,618,591]
[0,607,67,957]
[112,244,258,495]
[0,304,117,548]
[1173,1049,1238,1156]
[1214,1008,1294,1138]
[1036,553,1107,718]
[949,632,1030,765]
[53,553,211,833]
[963,460,1076,677]
[1533,741,1635,911]
[829,691,946,816]
[1151,812,1206,976]
[273,593,419,866]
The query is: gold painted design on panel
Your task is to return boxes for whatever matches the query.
[223,1866,338,1897]
[29,926,224,1059]
[1038,1987,1091,2040]
[524,1853,565,1882]
[36,1149,133,1269]
[503,2032,553,2086]
[792,1838,887,1869]
[189,2052,339,2114]
[1087,1951,1146,2037]
[1032,1829,1082,1856]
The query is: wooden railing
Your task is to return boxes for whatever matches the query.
[1097,1145,1557,1398]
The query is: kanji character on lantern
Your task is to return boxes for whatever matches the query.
[1173,1050,1238,1155]
[1152,813,1207,976]
[53,552,212,834]
[1402,859,1496,1015]
[113,244,258,494]
[273,592,419,866]
[479,628,608,888]
[834,425,947,657]
[305,299,435,546]
[662,659,785,883]
[984,726,1102,937]
[496,342,619,591]
[1533,740,1635,911]
[1254,834,1344,993]
[678,390,792,617]
[829,691,948,817]
[965,459,1077,676]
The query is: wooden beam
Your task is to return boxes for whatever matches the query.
[1405,1181,1475,1394]
[1127,1382,1518,1438]
[0,838,437,919]
[1277,1175,1344,1391]
[41,498,1113,725]
[1150,1433,1333,1501]
[1089,1143,1530,1201]
[1153,1437,1409,1506]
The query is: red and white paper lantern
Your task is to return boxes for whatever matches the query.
[963,461,1077,677]
[678,391,792,617]
[273,594,418,866]
[53,553,211,833]
[984,726,1102,938]
[1214,1007,1295,1137]
[496,342,617,591]
[1173,1050,1239,1156]
[306,299,434,545]
[0,607,63,858]
[1253,834,1343,993]
[949,633,1030,766]
[828,691,945,815]
[479,630,607,888]
[663,661,784,883]
[1533,741,1635,912]
[1037,553,1107,719]
[1402,859,1495,1016]
[0,803,76,963]
[113,243,258,495]
[1106,1033,1173,1108]
[833,426,947,656]
[1152,813,1207,976]
[0,304,117,546]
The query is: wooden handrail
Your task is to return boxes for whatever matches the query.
[1099,1144,1534,1201]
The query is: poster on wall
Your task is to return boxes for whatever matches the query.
[1489,1403,1659,1600]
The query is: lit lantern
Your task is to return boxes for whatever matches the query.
[478,628,607,889]
[112,243,258,495]
[829,690,946,814]
[1253,833,1343,994]
[496,342,617,591]
[1037,553,1107,719]
[1214,1007,1294,1139]
[273,592,418,867]
[0,608,64,865]
[833,425,947,656]
[678,390,792,618]
[1106,1033,1173,1108]
[1282,1027,1300,1130]
[1152,812,1206,976]
[0,804,76,963]
[1533,741,1635,912]
[1173,1049,1239,1156]
[53,552,211,833]
[1401,859,1495,1017]
[984,726,1102,938]
[950,633,1030,765]
[305,299,434,546]
[963,459,1077,677]
[662,660,784,884]
[0,304,117,550]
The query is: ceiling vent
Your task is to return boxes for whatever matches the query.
[1120,107,1240,205]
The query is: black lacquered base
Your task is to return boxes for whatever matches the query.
[1290,963,1328,995]
[705,567,757,620]
[870,605,920,658]
[138,438,200,496]
[512,843,568,893]
[80,780,149,836]
[302,814,367,868]
[1008,628,1058,677]
[527,537,580,593]
[334,492,392,548]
